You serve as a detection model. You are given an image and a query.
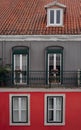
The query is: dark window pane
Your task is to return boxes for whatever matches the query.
[56,10,60,24]
[48,97,54,109]
[48,110,54,121]
[50,10,54,24]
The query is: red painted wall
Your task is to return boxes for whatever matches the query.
[0,91,81,130]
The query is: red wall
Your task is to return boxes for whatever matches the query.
[0,91,81,130]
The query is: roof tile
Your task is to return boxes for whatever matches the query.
[0,0,81,35]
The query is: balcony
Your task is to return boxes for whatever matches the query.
[0,70,81,88]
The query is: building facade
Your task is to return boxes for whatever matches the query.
[0,0,81,130]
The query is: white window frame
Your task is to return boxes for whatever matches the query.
[47,8,63,27]
[44,94,65,126]
[9,94,30,126]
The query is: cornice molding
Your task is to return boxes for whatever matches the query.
[0,35,81,41]
[0,88,81,92]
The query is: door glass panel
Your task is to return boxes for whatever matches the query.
[48,53,61,83]
[14,54,27,84]
[14,55,20,84]
[22,55,27,83]
[15,55,20,70]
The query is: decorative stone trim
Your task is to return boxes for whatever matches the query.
[0,35,81,41]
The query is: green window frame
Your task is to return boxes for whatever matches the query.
[12,47,29,85]
[46,46,63,84]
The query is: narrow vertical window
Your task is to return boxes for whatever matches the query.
[14,54,27,84]
[48,53,62,84]
[12,47,29,85]
[46,46,63,85]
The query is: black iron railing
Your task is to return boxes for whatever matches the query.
[0,71,81,87]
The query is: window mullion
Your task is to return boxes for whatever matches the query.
[54,98,57,122]
[54,10,56,25]
[14,55,16,84]
[19,98,21,122]
[54,54,56,70]
[14,55,15,71]
[48,54,50,84]
[20,55,22,83]
[20,55,22,70]
[60,10,62,25]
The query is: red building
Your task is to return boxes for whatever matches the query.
[0,89,81,130]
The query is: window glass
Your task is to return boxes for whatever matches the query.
[15,55,20,70]
[56,10,60,24]
[14,54,27,84]
[21,97,27,109]
[46,96,63,123]
[48,9,63,26]
[48,97,54,109]
[13,97,19,109]
[50,10,54,24]
[10,94,30,126]
[48,53,62,84]
[21,110,27,122]
[22,55,27,71]
[13,110,19,122]
[56,110,61,122]
[48,110,54,121]
[12,47,29,85]
[12,96,28,123]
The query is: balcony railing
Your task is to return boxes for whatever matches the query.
[0,71,81,88]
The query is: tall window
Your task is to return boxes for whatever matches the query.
[45,94,65,126]
[46,46,63,84]
[47,8,63,26]
[10,94,30,126]
[12,47,29,85]
[48,53,61,83]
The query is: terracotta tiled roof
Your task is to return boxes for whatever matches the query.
[0,0,81,35]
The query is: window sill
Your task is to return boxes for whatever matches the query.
[10,122,30,126]
[46,25,64,27]
[44,122,65,126]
